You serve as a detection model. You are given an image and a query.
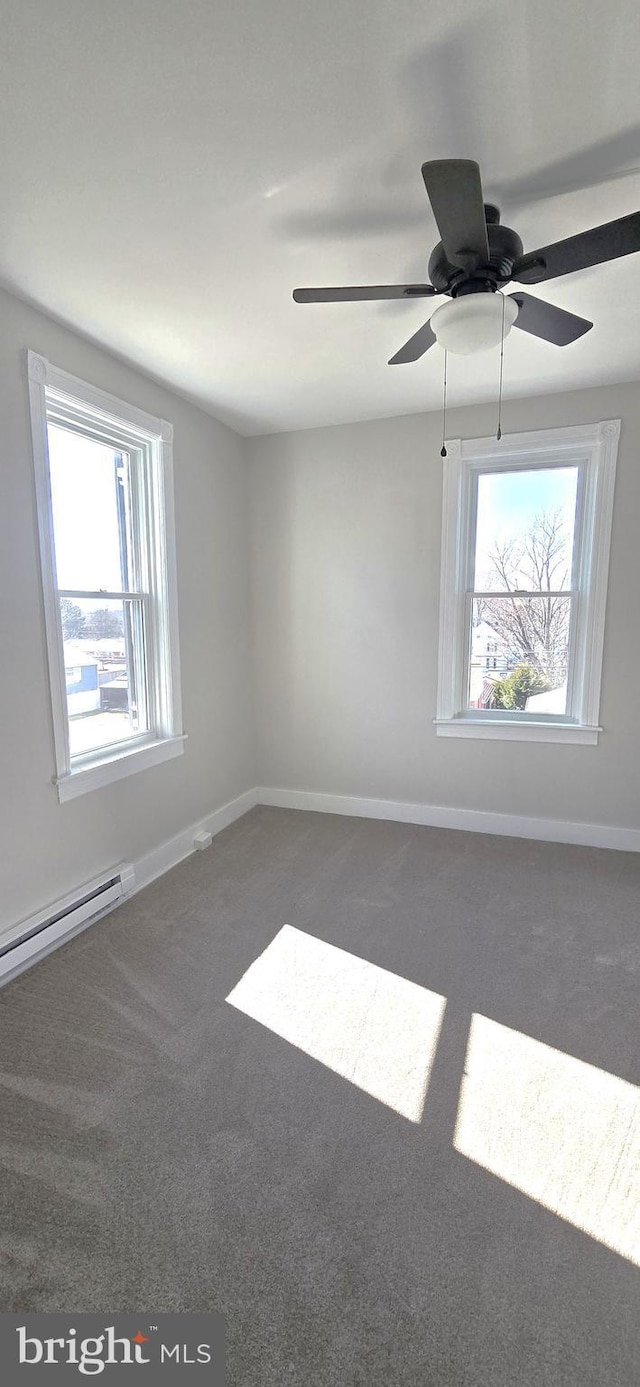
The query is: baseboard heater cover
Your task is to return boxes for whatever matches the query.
[0,862,136,988]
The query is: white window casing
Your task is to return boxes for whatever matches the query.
[435,420,620,745]
[28,350,185,800]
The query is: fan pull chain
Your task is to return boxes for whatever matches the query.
[440,349,448,457]
[496,292,506,441]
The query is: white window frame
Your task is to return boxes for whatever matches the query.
[28,350,185,800]
[435,420,620,745]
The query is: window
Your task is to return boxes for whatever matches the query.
[436,421,620,744]
[28,351,184,800]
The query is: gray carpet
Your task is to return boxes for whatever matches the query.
[0,806,638,1384]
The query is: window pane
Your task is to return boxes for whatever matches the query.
[61,597,148,758]
[474,467,579,592]
[468,596,572,713]
[47,424,134,591]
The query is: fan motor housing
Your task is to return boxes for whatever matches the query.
[428,207,524,295]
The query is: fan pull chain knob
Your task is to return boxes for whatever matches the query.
[440,350,448,459]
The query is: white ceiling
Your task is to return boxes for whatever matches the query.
[2,0,640,435]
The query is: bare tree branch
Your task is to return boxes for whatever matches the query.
[478,506,572,687]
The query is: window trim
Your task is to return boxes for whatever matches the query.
[435,420,620,745]
[28,350,185,801]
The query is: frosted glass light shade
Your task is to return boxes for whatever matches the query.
[430,293,518,355]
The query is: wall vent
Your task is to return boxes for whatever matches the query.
[0,863,136,988]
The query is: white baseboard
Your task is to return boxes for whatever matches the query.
[133,787,258,892]
[4,780,637,988]
[256,786,640,853]
[0,788,258,988]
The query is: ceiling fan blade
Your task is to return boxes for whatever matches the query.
[388,319,437,364]
[509,292,593,345]
[293,284,436,303]
[421,159,489,270]
[512,211,640,284]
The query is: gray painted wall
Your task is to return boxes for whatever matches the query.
[248,383,640,831]
[0,288,255,932]
[2,281,639,939]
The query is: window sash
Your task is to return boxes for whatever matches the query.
[469,589,577,599]
[59,589,144,601]
[466,457,586,596]
[59,591,151,764]
[454,452,585,723]
[47,407,147,582]
[461,590,578,720]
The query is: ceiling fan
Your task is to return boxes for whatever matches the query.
[293,159,640,362]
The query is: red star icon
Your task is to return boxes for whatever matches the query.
[131,1332,150,1344]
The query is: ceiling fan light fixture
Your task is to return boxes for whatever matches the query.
[430,292,519,355]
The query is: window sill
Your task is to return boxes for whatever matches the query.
[434,719,601,746]
[55,734,186,802]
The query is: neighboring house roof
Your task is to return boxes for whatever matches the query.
[525,683,567,713]
[471,620,510,653]
[63,643,100,667]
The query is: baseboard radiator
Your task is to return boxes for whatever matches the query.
[0,863,136,989]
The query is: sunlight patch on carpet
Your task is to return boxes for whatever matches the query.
[454,1013,640,1266]
[226,924,446,1122]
